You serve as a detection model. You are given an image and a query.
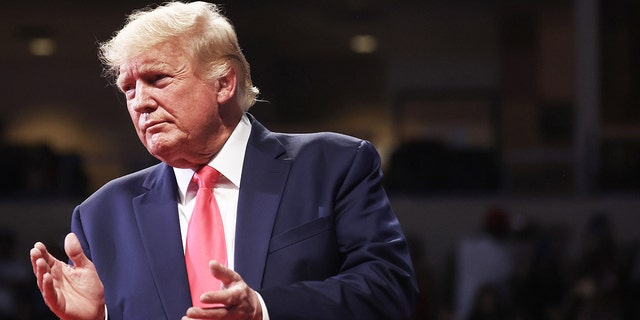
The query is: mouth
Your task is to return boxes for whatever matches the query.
[142,120,166,134]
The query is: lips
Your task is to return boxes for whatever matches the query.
[141,119,166,134]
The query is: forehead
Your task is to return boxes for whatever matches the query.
[117,42,191,81]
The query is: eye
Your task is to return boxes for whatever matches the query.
[120,84,134,95]
[146,73,171,89]
[152,73,169,84]
[117,77,132,92]
[117,82,135,99]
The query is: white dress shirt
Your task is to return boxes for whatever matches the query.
[172,114,270,319]
[173,114,251,271]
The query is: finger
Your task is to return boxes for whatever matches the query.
[41,272,62,315]
[64,233,91,268]
[30,246,44,275]
[199,290,231,307]
[197,288,261,319]
[34,257,49,291]
[209,260,240,287]
[32,242,53,267]
[185,306,228,319]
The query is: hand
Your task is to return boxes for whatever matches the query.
[30,233,106,320]
[182,261,263,320]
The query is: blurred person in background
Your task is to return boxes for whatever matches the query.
[452,207,516,320]
[564,211,623,320]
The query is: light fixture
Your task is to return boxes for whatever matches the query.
[349,34,378,54]
[29,37,57,56]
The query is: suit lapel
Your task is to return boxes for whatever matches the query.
[128,115,289,314]
[132,164,192,319]
[235,116,290,289]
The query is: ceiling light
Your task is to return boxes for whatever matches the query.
[349,35,378,54]
[29,37,56,56]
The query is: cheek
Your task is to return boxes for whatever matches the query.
[127,109,142,130]
[174,106,203,129]
[126,112,146,142]
[127,105,137,121]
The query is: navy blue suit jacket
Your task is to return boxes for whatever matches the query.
[72,115,418,319]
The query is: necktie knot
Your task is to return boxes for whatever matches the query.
[193,166,220,189]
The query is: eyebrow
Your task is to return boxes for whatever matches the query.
[116,61,171,88]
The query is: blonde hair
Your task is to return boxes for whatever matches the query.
[99,1,259,110]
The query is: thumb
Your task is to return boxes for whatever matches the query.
[64,233,91,268]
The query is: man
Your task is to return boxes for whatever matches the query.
[29,2,418,319]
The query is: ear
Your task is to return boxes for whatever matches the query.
[217,66,237,104]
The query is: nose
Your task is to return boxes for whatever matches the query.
[129,82,158,114]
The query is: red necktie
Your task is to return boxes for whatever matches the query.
[184,165,227,307]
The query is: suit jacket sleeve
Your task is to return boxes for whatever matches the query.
[257,138,418,319]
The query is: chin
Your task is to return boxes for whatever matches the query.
[147,145,174,162]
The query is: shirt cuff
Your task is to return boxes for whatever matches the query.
[255,291,270,320]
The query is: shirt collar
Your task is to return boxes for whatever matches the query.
[173,113,252,203]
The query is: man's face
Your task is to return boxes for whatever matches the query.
[116,41,232,168]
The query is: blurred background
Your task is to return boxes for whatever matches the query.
[1,0,639,319]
